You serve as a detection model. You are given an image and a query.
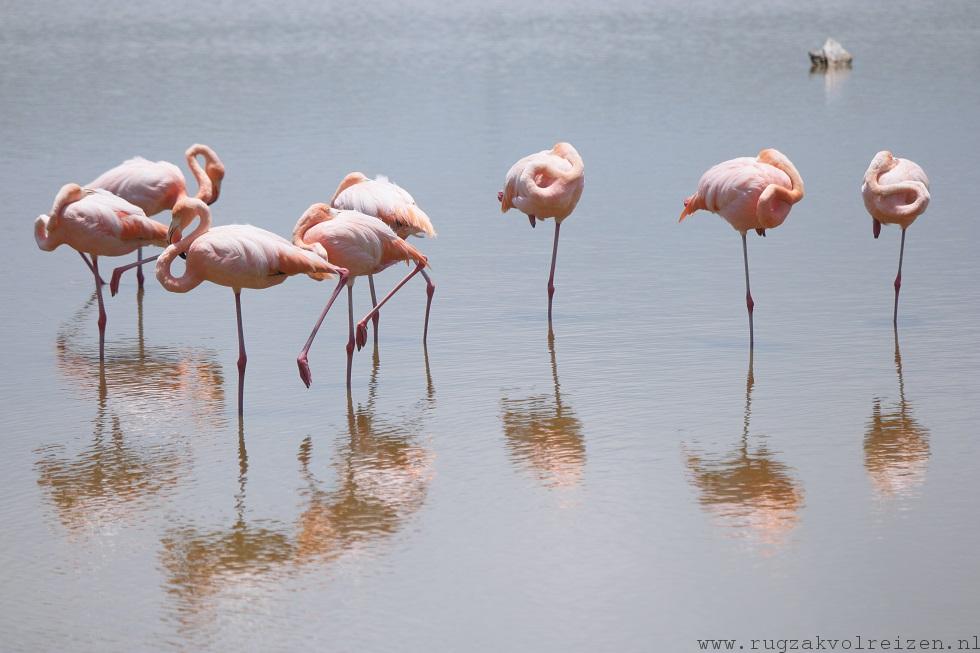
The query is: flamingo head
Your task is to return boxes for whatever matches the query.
[168,197,210,245]
[205,160,226,205]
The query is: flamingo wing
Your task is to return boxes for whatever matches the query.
[333,176,436,237]
[88,158,186,216]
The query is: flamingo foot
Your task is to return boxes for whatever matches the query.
[873,219,882,239]
[355,321,369,350]
[529,215,536,228]
[109,269,124,297]
[497,191,503,203]
[297,354,313,388]
[755,228,766,237]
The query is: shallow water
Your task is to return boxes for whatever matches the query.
[2,0,980,650]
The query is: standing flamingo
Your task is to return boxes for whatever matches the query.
[679,148,805,347]
[497,142,584,327]
[291,205,429,389]
[35,184,168,359]
[88,144,225,292]
[156,197,344,414]
[861,151,930,327]
[330,173,437,345]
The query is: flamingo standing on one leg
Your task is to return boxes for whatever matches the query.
[156,197,344,415]
[679,149,805,348]
[861,151,930,327]
[497,142,584,328]
[291,205,429,389]
[35,184,168,359]
[88,144,225,293]
[330,173,437,345]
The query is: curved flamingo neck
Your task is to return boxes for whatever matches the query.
[864,151,896,195]
[552,143,584,182]
[155,244,203,293]
[34,215,61,251]
[185,144,224,205]
[172,197,213,251]
[292,204,334,246]
[36,183,87,251]
[757,149,804,203]
[330,173,367,205]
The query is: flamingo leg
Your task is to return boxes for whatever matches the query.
[80,251,106,285]
[109,254,160,296]
[355,262,425,350]
[296,273,349,388]
[421,268,435,345]
[741,232,754,349]
[136,246,145,289]
[368,274,380,346]
[893,228,907,328]
[873,218,882,239]
[235,290,246,416]
[346,283,355,389]
[547,221,561,326]
[92,255,107,360]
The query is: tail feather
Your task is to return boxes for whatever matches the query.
[277,246,336,281]
[383,236,428,268]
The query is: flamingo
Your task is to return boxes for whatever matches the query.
[156,197,344,414]
[88,144,225,293]
[291,204,429,389]
[861,151,930,327]
[330,173,437,345]
[497,142,585,327]
[35,184,168,359]
[679,148,805,347]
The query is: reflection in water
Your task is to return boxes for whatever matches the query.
[865,334,930,499]
[809,64,850,104]
[35,293,225,533]
[500,333,584,488]
[160,349,434,629]
[295,349,435,562]
[684,354,804,548]
[160,421,294,625]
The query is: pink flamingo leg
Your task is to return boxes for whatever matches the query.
[296,273,349,388]
[136,246,145,289]
[893,228,907,328]
[368,274,380,346]
[421,268,435,344]
[80,251,107,285]
[109,254,160,296]
[355,261,426,350]
[741,232,754,349]
[547,221,561,326]
[346,284,355,388]
[235,290,246,416]
[92,255,107,360]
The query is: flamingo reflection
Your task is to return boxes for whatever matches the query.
[35,293,225,533]
[500,333,584,488]
[864,333,929,499]
[684,353,804,547]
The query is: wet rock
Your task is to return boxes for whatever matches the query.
[809,38,853,69]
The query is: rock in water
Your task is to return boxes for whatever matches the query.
[809,38,853,68]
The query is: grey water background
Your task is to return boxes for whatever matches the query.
[1,0,979,650]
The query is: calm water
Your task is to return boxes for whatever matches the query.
[2,0,979,650]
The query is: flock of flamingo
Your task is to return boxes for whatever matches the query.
[34,142,930,413]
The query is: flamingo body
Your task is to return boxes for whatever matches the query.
[35,186,167,256]
[499,142,584,221]
[861,152,929,229]
[88,157,186,216]
[679,149,804,233]
[331,174,436,239]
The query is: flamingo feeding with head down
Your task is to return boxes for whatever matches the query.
[156,197,344,414]
[861,151,930,327]
[34,184,168,359]
[88,144,225,292]
[679,148,805,347]
[291,205,429,390]
[330,173,437,345]
[497,142,584,328]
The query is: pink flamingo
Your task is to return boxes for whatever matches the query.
[679,148,805,347]
[861,151,930,327]
[34,184,168,359]
[156,197,344,414]
[497,142,585,327]
[88,144,225,293]
[291,205,429,389]
[330,173,437,344]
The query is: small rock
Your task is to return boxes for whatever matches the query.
[809,38,853,69]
